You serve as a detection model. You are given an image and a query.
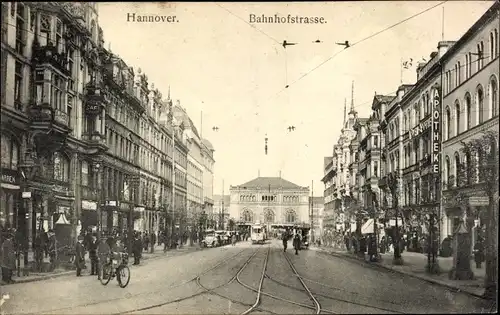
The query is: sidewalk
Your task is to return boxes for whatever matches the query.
[313,246,486,298]
[1,244,201,286]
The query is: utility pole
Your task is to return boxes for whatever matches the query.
[311,180,315,244]
[220,179,224,230]
[171,124,176,249]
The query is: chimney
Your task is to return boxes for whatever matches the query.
[396,85,406,101]
[416,62,426,81]
[437,41,455,58]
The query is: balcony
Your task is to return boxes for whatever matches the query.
[28,103,71,146]
[32,42,70,77]
[82,132,108,153]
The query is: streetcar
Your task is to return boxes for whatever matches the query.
[251,224,266,244]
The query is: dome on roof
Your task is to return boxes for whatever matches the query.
[202,139,214,151]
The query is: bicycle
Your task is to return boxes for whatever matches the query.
[99,252,131,288]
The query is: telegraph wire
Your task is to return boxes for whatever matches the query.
[283,1,449,91]
[213,3,282,47]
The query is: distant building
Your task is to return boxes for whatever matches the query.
[309,196,324,241]
[229,177,310,232]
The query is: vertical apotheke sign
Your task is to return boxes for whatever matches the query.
[431,84,441,174]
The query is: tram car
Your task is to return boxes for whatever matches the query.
[251,224,266,244]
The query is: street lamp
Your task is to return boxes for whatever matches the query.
[128,175,140,255]
[94,162,102,243]
[387,169,404,265]
[19,157,37,275]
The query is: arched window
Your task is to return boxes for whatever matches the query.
[0,133,19,170]
[241,209,253,223]
[465,54,470,78]
[264,209,275,223]
[455,102,461,135]
[445,156,451,187]
[477,85,485,124]
[445,106,451,140]
[454,153,461,187]
[53,152,70,182]
[490,31,496,61]
[464,94,471,131]
[495,29,499,57]
[489,76,498,117]
[285,209,296,223]
[403,114,408,133]
[465,151,472,185]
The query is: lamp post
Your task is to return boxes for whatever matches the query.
[128,176,140,255]
[94,162,102,243]
[19,157,36,275]
[387,169,403,265]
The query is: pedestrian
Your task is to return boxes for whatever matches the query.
[47,229,57,271]
[75,235,85,277]
[473,237,484,269]
[97,237,110,280]
[143,232,150,252]
[231,233,237,246]
[89,235,98,276]
[151,232,157,253]
[293,233,301,255]
[132,233,142,265]
[282,230,288,252]
[1,231,16,283]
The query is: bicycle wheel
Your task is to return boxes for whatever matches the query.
[117,265,130,288]
[100,263,112,286]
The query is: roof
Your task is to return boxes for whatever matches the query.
[173,106,201,139]
[202,138,214,151]
[235,177,303,189]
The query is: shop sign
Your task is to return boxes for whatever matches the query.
[82,200,97,211]
[430,85,441,175]
[1,168,19,185]
[85,97,102,115]
[409,117,431,139]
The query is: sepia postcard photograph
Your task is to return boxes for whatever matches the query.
[0,1,498,314]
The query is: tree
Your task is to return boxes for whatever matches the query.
[459,131,498,300]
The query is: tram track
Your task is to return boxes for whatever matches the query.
[36,247,249,315]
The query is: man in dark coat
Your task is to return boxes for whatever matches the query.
[1,232,16,283]
[97,237,110,280]
[47,230,57,271]
[150,232,156,253]
[89,235,98,275]
[282,230,289,252]
[75,235,85,277]
[293,233,301,255]
[132,233,142,265]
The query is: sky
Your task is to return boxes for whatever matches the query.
[97,1,494,196]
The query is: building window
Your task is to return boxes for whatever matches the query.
[445,106,451,140]
[445,156,450,189]
[477,86,485,124]
[50,73,65,111]
[455,102,461,135]
[40,14,51,46]
[465,54,470,79]
[53,152,70,182]
[457,62,461,86]
[477,42,484,71]
[1,134,19,170]
[55,19,62,53]
[285,209,296,223]
[490,77,498,117]
[241,209,253,223]
[454,153,461,187]
[14,61,23,110]
[15,3,26,55]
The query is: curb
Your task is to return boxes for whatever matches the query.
[2,247,203,286]
[317,248,487,300]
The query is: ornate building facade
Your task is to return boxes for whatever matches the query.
[1,2,215,250]
[229,177,310,231]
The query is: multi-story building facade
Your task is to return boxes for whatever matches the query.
[229,177,310,232]
[321,156,336,230]
[441,2,498,251]
[1,2,215,250]
[173,105,203,234]
[309,196,324,241]
[201,139,215,224]
[378,85,413,236]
